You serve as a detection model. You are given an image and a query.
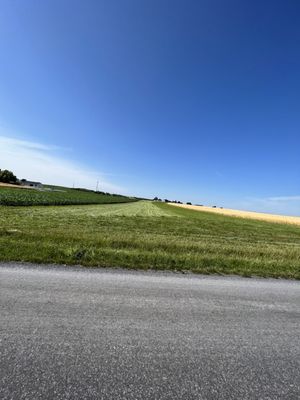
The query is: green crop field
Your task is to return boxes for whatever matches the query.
[0,185,136,206]
[1,200,300,278]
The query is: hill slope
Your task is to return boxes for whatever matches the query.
[170,203,300,226]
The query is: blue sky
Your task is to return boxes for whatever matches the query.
[0,0,299,215]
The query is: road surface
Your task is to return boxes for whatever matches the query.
[1,263,299,399]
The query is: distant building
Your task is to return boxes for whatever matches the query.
[20,179,43,188]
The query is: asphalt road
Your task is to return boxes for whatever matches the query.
[1,264,299,400]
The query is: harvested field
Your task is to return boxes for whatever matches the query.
[170,203,300,226]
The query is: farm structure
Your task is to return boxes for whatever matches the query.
[20,179,43,188]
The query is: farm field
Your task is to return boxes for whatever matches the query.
[0,185,136,206]
[170,203,300,226]
[1,201,300,278]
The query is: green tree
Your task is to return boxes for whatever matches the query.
[0,169,17,183]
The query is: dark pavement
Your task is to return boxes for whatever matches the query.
[0,263,299,399]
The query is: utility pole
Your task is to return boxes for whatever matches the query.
[96,180,99,192]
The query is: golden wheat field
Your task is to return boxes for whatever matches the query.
[170,203,300,226]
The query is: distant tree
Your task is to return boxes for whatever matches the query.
[186,202,192,205]
[164,199,170,203]
[153,197,159,201]
[0,169,17,183]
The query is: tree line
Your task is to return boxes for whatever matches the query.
[153,197,192,205]
[0,169,17,183]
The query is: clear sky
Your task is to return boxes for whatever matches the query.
[0,0,299,215]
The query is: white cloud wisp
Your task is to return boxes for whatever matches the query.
[0,136,123,193]
[240,195,300,217]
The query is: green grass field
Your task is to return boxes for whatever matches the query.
[0,185,136,206]
[1,200,300,278]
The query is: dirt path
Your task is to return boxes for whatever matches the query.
[0,182,36,189]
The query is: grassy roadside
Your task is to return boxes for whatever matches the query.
[0,201,300,278]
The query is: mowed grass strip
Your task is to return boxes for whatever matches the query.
[1,201,300,278]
